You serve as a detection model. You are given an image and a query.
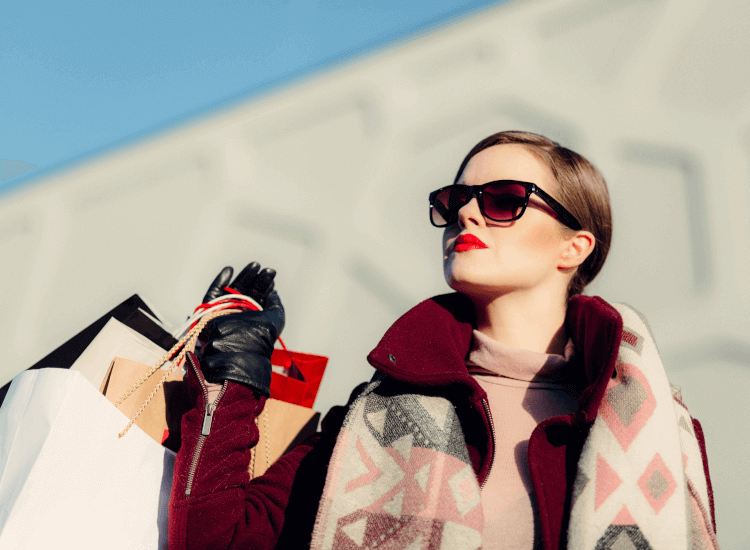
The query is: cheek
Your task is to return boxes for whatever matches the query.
[513,217,562,254]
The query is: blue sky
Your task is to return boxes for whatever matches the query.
[1,1,507,194]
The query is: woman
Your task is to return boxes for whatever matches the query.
[169,131,718,550]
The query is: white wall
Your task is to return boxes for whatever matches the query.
[2,0,748,546]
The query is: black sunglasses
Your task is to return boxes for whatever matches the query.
[429,180,582,230]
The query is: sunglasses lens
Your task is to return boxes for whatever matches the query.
[430,182,529,226]
[431,186,472,226]
[483,182,527,221]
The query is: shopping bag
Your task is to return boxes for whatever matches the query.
[270,349,328,408]
[102,353,320,466]
[30,294,176,371]
[250,398,320,478]
[100,357,191,453]
[0,294,177,409]
[0,368,173,549]
[71,316,175,391]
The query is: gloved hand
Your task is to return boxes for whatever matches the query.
[202,261,277,307]
[199,263,285,396]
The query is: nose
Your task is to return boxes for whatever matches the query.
[457,196,485,228]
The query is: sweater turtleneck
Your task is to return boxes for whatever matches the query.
[466,330,581,550]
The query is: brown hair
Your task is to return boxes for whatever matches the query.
[454,130,612,298]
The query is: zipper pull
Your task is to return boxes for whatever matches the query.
[201,403,217,436]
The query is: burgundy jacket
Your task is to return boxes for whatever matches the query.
[168,293,716,550]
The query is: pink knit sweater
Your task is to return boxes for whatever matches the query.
[466,330,579,550]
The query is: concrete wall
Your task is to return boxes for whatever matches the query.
[2,0,748,545]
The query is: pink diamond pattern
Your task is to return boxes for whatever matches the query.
[637,453,677,514]
[600,363,656,451]
[595,453,622,511]
[448,465,481,518]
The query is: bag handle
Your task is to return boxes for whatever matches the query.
[249,409,270,478]
[173,287,289,353]
[116,308,240,438]
[116,289,287,440]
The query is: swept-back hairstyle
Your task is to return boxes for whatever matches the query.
[454,130,612,297]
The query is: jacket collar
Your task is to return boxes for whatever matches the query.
[367,292,623,415]
[564,294,623,424]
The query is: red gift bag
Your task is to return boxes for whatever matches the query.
[270,349,327,409]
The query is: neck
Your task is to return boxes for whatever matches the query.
[469,286,569,355]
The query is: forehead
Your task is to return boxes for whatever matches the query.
[458,144,556,189]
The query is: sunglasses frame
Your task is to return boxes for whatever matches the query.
[429,180,582,230]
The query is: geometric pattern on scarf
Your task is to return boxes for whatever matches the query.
[568,304,718,550]
[310,374,483,550]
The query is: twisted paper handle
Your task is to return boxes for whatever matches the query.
[249,408,271,478]
[116,308,241,439]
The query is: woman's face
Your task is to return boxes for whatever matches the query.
[443,144,571,299]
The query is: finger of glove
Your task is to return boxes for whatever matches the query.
[262,279,274,297]
[262,290,285,336]
[229,262,261,295]
[250,280,275,308]
[251,268,276,305]
[202,266,233,304]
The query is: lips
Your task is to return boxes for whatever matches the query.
[454,233,488,252]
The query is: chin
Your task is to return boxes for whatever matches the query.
[445,273,508,299]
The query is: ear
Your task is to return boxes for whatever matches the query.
[558,230,595,270]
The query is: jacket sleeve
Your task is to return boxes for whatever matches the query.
[168,352,324,550]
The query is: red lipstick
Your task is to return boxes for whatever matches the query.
[454,233,488,252]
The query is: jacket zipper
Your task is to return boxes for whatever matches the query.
[185,353,228,496]
[480,398,496,490]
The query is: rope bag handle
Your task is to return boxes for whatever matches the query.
[117,287,286,438]
[249,410,271,478]
[116,307,238,438]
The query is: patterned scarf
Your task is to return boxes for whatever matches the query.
[567,304,718,550]
[310,304,717,550]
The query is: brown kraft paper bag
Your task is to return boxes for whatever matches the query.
[102,357,320,469]
[100,357,191,453]
[250,398,320,478]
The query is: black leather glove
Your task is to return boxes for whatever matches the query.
[199,264,285,396]
[202,261,276,307]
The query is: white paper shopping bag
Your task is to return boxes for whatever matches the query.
[70,316,173,390]
[0,368,174,549]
